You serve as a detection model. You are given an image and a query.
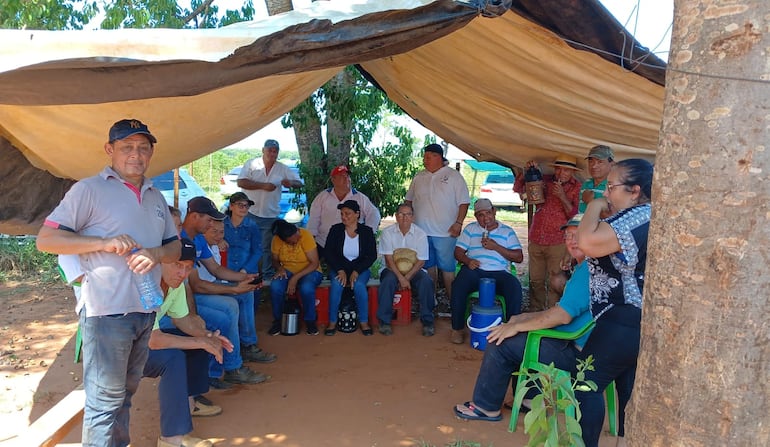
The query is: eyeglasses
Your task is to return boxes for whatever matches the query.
[606,183,627,193]
[396,212,413,217]
[233,202,250,208]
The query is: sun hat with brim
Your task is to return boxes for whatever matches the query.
[560,213,584,230]
[549,154,580,170]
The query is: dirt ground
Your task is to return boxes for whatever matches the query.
[0,222,620,447]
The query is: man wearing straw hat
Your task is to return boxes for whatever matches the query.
[513,154,580,311]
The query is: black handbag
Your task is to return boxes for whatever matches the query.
[337,287,358,333]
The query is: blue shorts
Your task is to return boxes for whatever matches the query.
[425,236,458,272]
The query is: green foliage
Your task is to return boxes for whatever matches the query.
[286,67,421,216]
[0,237,59,283]
[349,125,421,217]
[2,0,255,31]
[0,0,98,30]
[416,440,492,447]
[514,356,597,447]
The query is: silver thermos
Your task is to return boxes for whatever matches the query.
[281,297,300,336]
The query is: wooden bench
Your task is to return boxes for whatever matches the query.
[14,385,85,447]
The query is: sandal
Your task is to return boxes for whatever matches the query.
[361,328,373,336]
[324,326,337,336]
[454,401,502,422]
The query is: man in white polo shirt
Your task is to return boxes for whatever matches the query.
[37,119,181,447]
[237,139,303,275]
[405,143,470,306]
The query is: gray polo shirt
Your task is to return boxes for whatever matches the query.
[45,166,178,317]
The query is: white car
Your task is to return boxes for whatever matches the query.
[219,166,242,196]
[150,168,207,218]
[478,172,523,210]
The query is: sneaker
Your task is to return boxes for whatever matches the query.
[191,397,222,417]
[450,329,465,344]
[207,378,233,390]
[306,321,319,335]
[422,325,435,337]
[241,344,278,363]
[223,366,270,385]
[378,324,393,336]
[268,320,281,336]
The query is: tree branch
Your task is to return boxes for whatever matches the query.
[182,0,216,25]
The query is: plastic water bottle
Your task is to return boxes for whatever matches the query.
[131,250,163,310]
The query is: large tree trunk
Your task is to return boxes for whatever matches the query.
[627,1,769,446]
[325,69,354,168]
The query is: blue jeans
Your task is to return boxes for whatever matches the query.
[472,332,579,412]
[249,214,277,276]
[576,305,641,446]
[377,268,435,325]
[270,270,323,322]
[451,266,523,330]
[143,328,208,437]
[194,294,242,377]
[329,270,371,324]
[231,291,258,346]
[79,310,154,447]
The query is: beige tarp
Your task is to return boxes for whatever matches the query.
[0,0,666,233]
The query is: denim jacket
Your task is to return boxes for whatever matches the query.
[223,216,262,273]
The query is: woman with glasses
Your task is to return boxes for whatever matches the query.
[576,158,653,447]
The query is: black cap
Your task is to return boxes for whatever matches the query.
[179,237,196,262]
[424,143,443,156]
[337,200,360,213]
[187,197,225,220]
[108,119,157,144]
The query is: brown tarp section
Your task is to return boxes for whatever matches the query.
[0,0,666,234]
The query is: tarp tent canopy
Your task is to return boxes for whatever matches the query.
[0,0,666,234]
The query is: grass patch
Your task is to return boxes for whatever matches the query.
[0,236,59,284]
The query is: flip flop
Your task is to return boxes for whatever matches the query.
[454,401,502,422]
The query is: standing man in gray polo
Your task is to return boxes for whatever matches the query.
[237,139,303,276]
[37,119,181,447]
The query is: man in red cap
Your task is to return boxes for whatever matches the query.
[307,164,381,260]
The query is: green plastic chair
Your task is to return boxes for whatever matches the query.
[57,265,83,364]
[508,321,617,436]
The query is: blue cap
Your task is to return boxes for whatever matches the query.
[108,119,156,144]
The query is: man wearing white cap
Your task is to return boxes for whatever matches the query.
[451,198,523,344]
[513,154,580,311]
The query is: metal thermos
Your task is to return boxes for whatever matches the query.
[281,298,300,336]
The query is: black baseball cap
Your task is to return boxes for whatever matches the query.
[187,197,225,220]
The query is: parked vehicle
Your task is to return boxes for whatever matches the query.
[478,172,523,210]
[219,166,242,196]
[220,165,308,226]
[150,168,207,218]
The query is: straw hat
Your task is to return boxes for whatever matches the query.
[393,248,418,274]
[549,154,580,170]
